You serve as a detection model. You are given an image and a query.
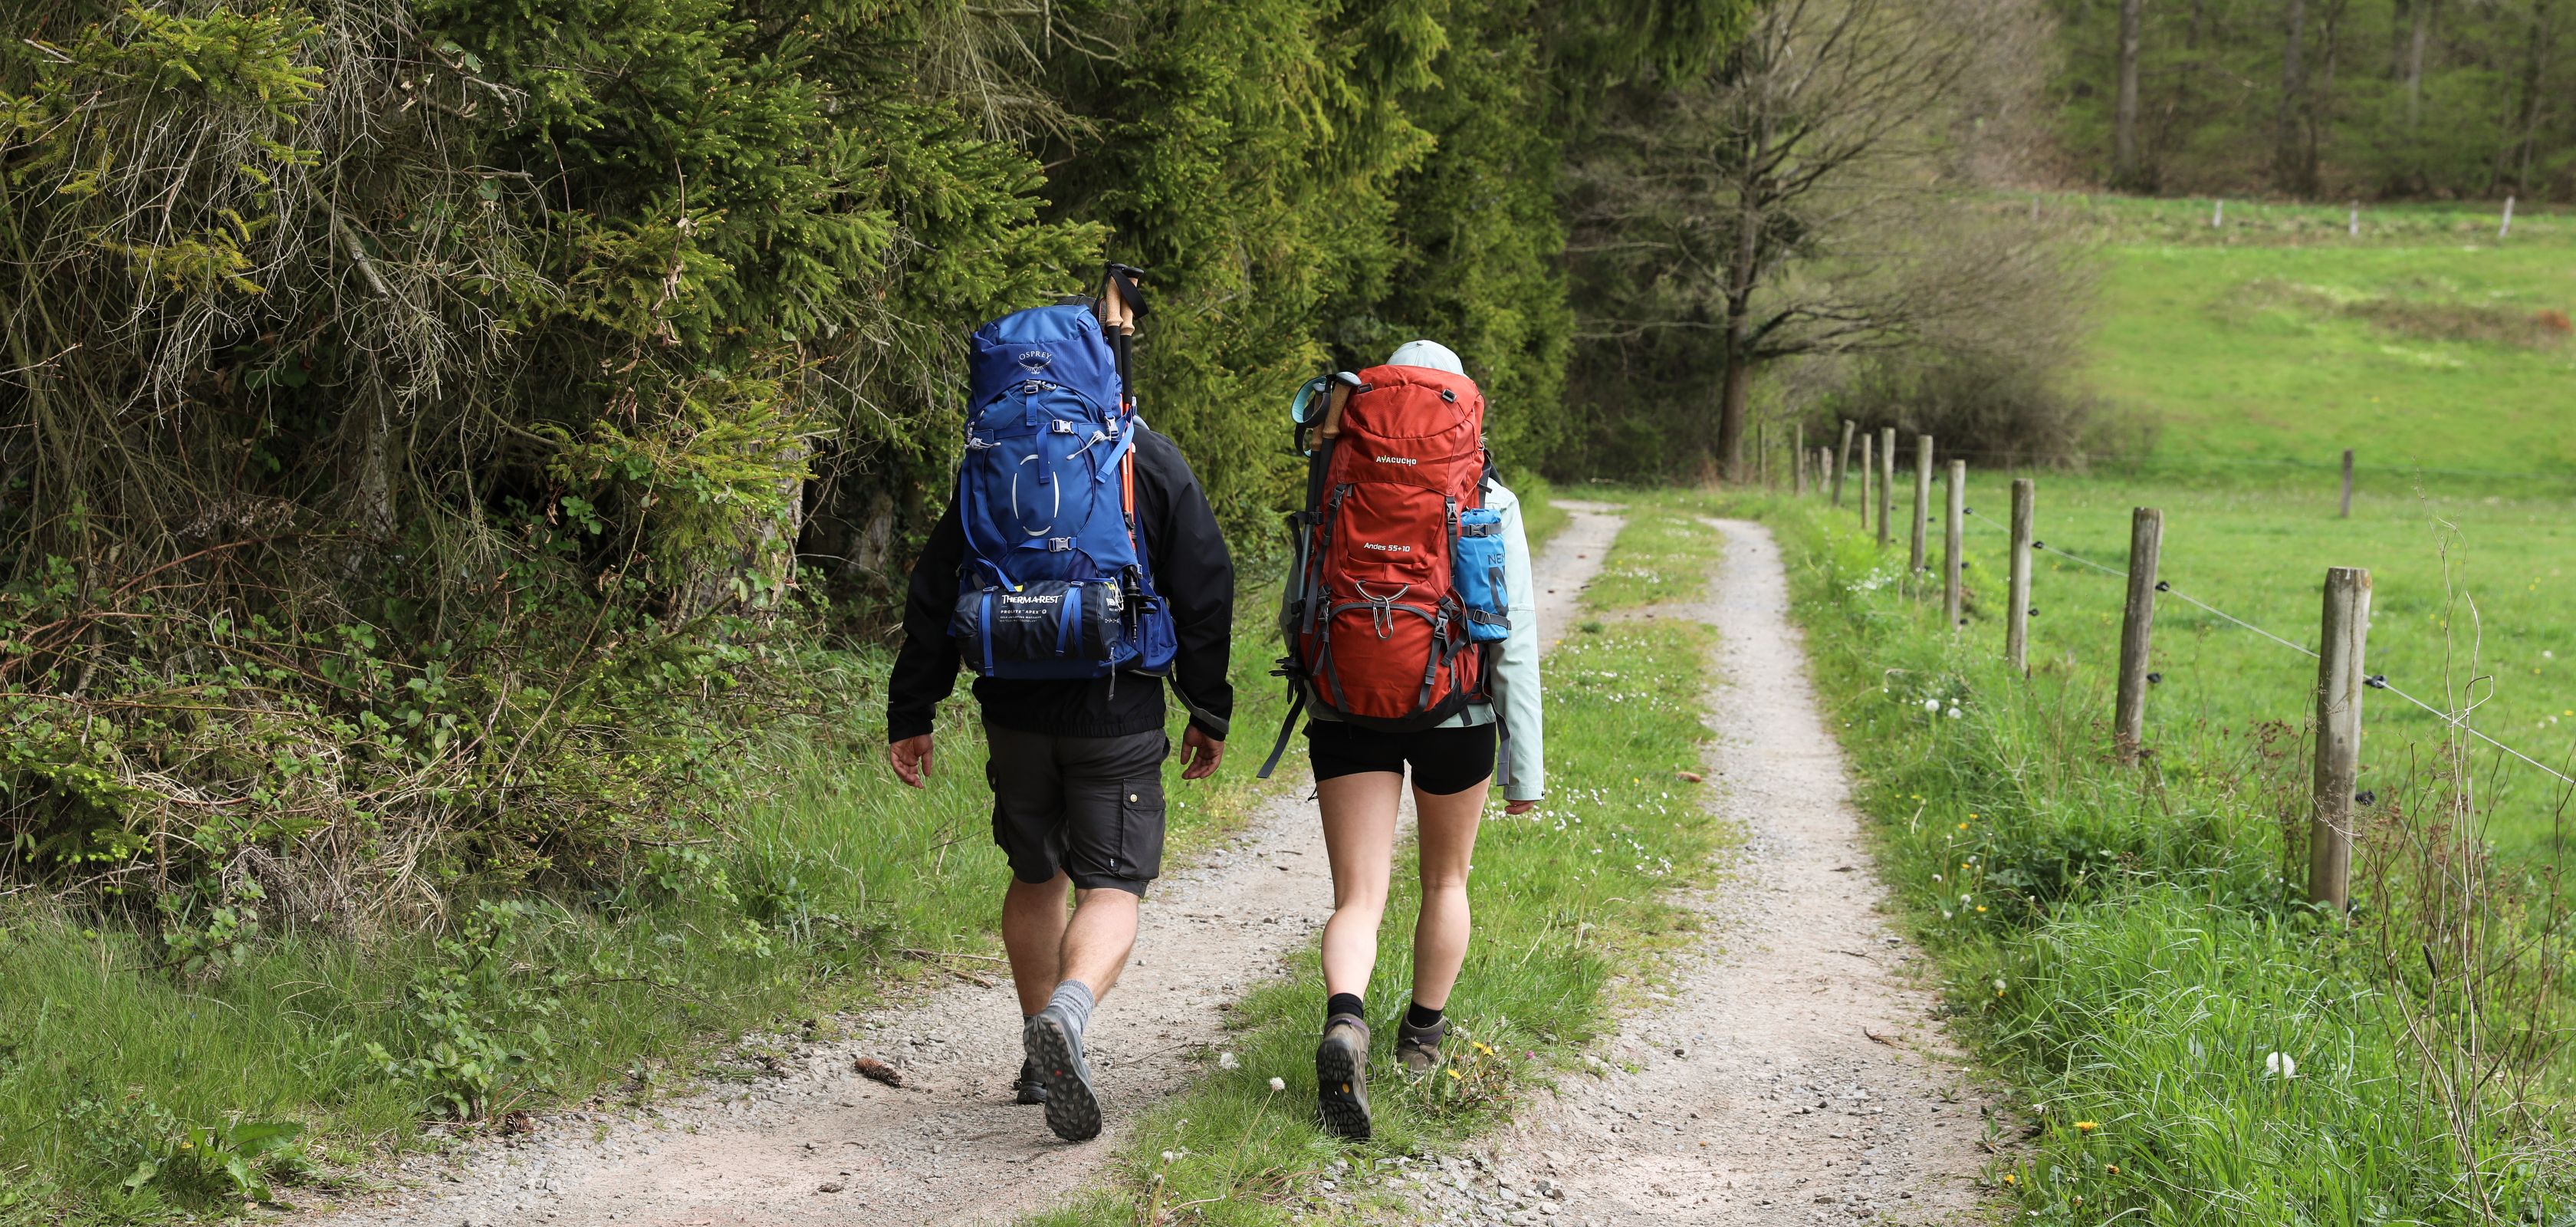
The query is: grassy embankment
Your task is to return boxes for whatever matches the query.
[1744,488,2571,1222]
[0,618,1295,1223]
[1030,503,1728,1226]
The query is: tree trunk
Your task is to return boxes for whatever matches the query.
[2114,0,2146,186]
[674,446,808,623]
[2405,0,2432,131]
[1715,319,1753,483]
[2275,0,2312,193]
[2512,0,2554,190]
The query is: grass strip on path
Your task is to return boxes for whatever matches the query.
[1028,508,1725,1225]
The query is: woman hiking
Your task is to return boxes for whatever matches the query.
[1260,339,1544,1140]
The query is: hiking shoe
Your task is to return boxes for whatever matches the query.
[1394,1015,1447,1078]
[1316,1013,1372,1140]
[1014,1057,1047,1106]
[1024,1008,1102,1141]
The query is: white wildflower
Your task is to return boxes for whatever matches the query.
[1946,706,1964,719]
[1217,1051,1239,1071]
[1269,1077,1287,1092]
[1922,698,1943,712]
[2265,1051,2299,1079]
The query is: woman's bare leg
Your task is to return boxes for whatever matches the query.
[1318,771,1405,1000]
[1408,778,1491,1009]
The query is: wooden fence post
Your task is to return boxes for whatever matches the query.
[1910,436,1934,572]
[2007,478,2035,672]
[1832,419,1855,506]
[2340,449,2354,518]
[2309,566,2371,913]
[1794,423,1807,495]
[2501,194,2515,238]
[2113,507,2164,763]
[1944,460,1966,630]
[1758,422,1771,488]
[1858,433,1875,531]
[1877,426,1897,549]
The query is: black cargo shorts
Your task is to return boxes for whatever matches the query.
[983,725,1169,896]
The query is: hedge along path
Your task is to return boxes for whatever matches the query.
[292,502,1628,1227]
[1419,518,1991,1225]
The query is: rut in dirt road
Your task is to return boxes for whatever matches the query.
[1403,518,1993,1227]
[293,505,1628,1227]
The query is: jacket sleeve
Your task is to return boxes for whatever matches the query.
[1488,484,1545,801]
[886,502,967,743]
[1144,433,1235,741]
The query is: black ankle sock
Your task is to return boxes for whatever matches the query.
[1405,1001,1444,1030]
[1326,992,1365,1024]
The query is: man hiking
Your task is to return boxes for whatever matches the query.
[886,281,1233,1143]
[1259,339,1543,1140]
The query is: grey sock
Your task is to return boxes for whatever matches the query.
[1048,980,1096,1037]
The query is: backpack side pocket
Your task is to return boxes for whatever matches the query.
[1454,508,1510,643]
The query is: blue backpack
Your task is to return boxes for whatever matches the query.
[948,301,1178,679]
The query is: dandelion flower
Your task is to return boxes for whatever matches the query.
[2107,1165,2120,1175]
[1268,1077,1286,1092]
[1947,706,1963,719]
[2003,1173,2016,1186]
[2075,1120,2099,1132]
[1217,1051,1239,1070]
[1957,821,1969,831]
[1976,905,1987,913]
[1923,698,1942,712]
[1447,1068,1464,1081]
[1162,1150,1178,1163]
[1993,978,2006,992]
[2265,1051,2298,1078]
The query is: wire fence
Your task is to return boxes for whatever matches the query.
[1954,505,2576,791]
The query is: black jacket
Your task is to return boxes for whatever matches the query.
[887,425,1234,743]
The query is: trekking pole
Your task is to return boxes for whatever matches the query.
[1102,264,1146,412]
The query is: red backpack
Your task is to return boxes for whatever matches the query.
[1258,363,1503,778]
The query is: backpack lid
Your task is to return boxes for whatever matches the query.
[969,304,1119,406]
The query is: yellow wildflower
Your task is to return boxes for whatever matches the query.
[2075,1120,2099,1132]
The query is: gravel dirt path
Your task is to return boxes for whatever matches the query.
[292,503,1628,1227]
[1402,518,1994,1227]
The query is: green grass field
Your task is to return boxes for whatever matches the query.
[1924,474,2576,860]
[2043,194,2576,485]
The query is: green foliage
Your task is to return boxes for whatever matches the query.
[2050,0,2576,199]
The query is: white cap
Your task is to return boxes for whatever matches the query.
[1385,339,1464,375]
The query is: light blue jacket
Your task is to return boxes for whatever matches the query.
[1297,479,1545,802]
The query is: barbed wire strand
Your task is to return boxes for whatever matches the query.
[1950,507,2576,791]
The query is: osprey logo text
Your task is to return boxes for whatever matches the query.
[1362,542,1413,553]
[1015,348,1053,372]
[1373,456,1418,466]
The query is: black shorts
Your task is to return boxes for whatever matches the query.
[1304,719,1497,796]
[984,725,1168,896]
